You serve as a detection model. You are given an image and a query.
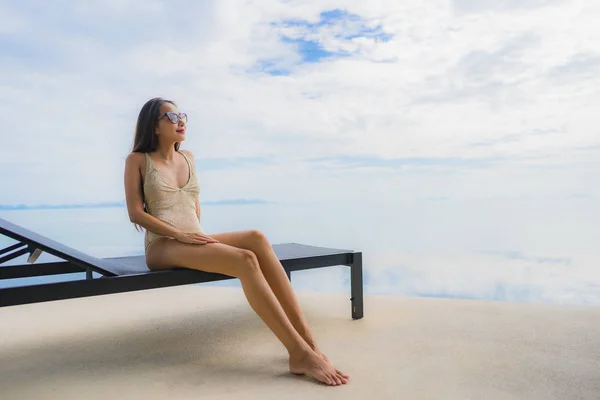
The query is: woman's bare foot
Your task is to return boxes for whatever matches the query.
[316,348,349,381]
[306,342,350,381]
[289,349,349,386]
[309,343,328,361]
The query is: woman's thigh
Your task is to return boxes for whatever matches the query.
[209,230,263,251]
[145,238,258,278]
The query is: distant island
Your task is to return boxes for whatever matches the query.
[0,202,124,210]
[0,199,273,210]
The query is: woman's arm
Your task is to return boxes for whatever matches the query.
[123,152,183,239]
[124,152,216,245]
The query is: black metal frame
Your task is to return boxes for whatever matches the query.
[0,223,364,319]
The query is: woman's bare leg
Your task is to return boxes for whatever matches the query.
[210,230,348,381]
[146,238,346,386]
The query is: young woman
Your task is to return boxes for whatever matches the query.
[123,97,349,386]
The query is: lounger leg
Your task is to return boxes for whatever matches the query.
[350,252,364,319]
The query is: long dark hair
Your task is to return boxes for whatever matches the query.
[132,97,180,153]
[131,97,180,232]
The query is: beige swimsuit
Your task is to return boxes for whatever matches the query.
[142,150,205,251]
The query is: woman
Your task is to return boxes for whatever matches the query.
[123,97,349,386]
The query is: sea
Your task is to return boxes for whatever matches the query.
[1,197,599,306]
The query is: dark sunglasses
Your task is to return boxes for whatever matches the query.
[158,112,187,124]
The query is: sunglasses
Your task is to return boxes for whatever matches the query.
[158,112,187,124]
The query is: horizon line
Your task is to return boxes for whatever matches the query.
[0,199,274,211]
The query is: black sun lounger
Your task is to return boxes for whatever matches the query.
[0,217,364,319]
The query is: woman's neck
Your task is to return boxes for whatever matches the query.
[155,144,177,161]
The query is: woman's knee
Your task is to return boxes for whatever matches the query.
[235,248,261,277]
[248,229,271,248]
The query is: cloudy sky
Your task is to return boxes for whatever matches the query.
[0,0,598,206]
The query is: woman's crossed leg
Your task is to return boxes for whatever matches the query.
[145,237,348,386]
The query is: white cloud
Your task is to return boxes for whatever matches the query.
[0,0,599,205]
[0,4,29,36]
[451,0,569,15]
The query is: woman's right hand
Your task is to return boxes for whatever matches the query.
[174,231,220,245]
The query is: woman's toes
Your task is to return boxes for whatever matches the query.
[334,369,348,382]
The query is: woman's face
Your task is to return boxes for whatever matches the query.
[156,102,187,143]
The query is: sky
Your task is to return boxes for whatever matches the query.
[1,0,600,306]
[0,0,599,207]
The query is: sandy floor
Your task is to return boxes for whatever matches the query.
[1,285,599,399]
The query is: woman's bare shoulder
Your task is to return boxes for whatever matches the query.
[180,149,196,163]
[125,152,147,174]
[180,149,195,158]
[126,151,145,163]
